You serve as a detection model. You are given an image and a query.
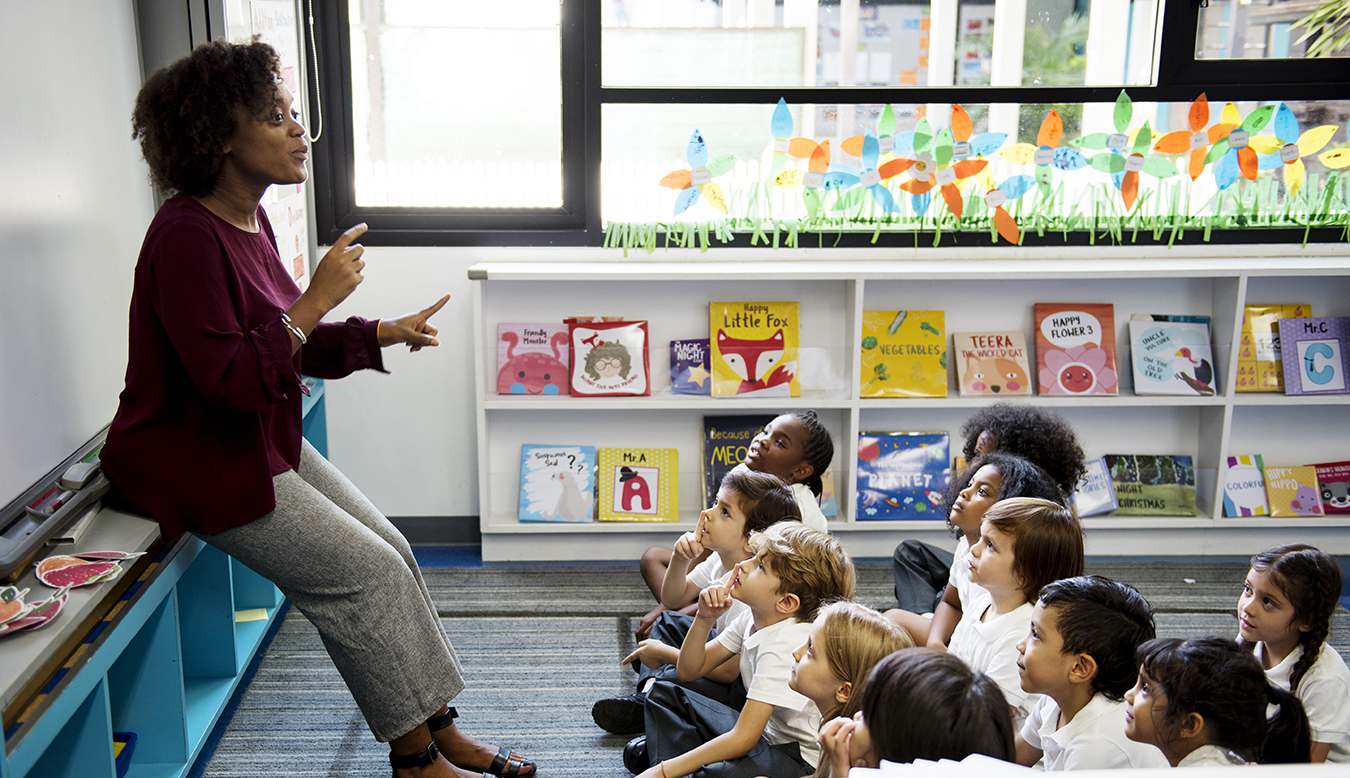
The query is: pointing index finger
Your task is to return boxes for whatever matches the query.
[333,223,369,250]
[422,294,451,317]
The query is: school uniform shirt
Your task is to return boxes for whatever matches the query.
[947,536,991,617]
[1255,641,1350,763]
[1176,745,1245,767]
[949,601,1039,726]
[686,552,749,632]
[717,611,822,767]
[1020,694,1170,770]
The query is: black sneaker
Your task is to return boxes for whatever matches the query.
[592,693,646,735]
[623,735,648,774]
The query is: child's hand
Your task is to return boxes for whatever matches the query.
[672,513,706,563]
[697,584,733,622]
[818,714,876,777]
[621,639,670,670]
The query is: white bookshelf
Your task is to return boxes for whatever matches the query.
[469,249,1350,562]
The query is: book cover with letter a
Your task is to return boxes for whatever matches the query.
[710,302,800,397]
[860,311,947,398]
[1035,303,1119,395]
[1223,455,1268,517]
[856,432,950,520]
[953,331,1033,396]
[518,445,595,523]
[597,447,679,522]
[1278,316,1350,396]
[1264,465,1324,518]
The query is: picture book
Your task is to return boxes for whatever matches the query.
[670,338,711,395]
[856,432,950,520]
[1071,457,1119,517]
[597,447,679,522]
[1313,461,1350,515]
[860,311,947,398]
[1278,316,1350,396]
[1127,320,1216,396]
[518,445,596,523]
[701,415,774,509]
[952,331,1033,396]
[1034,303,1119,395]
[1237,304,1310,392]
[1104,454,1197,517]
[1264,466,1324,518]
[819,462,837,517]
[1223,455,1268,517]
[710,302,800,397]
[496,323,570,396]
[569,320,651,397]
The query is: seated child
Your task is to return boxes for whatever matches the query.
[637,411,836,639]
[1013,575,1169,769]
[628,523,856,778]
[1125,636,1311,766]
[787,601,913,777]
[884,453,1064,648]
[891,402,1085,617]
[948,497,1084,728]
[818,647,1015,771]
[592,470,800,734]
[1238,543,1350,763]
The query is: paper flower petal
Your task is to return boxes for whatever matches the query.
[1221,101,1241,127]
[1188,147,1207,181]
[1053,146,1088,171]
[1154,131,1194,154]
[869,185,899,214]
[878,158,914,180]
[970,132,1008,156]
[994,206,1020,245]
[803,188,822,220]
[1284,158,1306,198]
[1000,143,1038,165]
[771,98,793,139]
[1237,146,1259,180]
[952,159,988,179]
[1272,103,1299,144]
[706,153,737,177]
[1001,174,1036,201]
[1130,121,1152,155]
[700,182,728,214]
[1143,156,1181,178]
[687,130,708,168]
[840,135,864,157]
[914,119,934,153]
[1241,104,1275,133]
[879,103,897,137]
[940,183,964,221]
[1189,93,1209,131]
[788,138,818,158]
[809,141,831,173]
[1113,90,1133,134]
[909,190,932,216]
[773,169,805,188]
[1247,136,1284,155]
[862,130,880,170]
[823,171,860,189]
[1204,138,1232,166]
[1122,170,1139,210]
[1214,150,1239,190]
[673,185,701,215]
[899,177,937,195]
[1297,125,1339,157]
[660,169,692,189]
[1073,133,1110,150]
[1087,153,1127,174]
[1320,148,1350,169]
[951,104,973,142]
[892,130,916,156]
[1257,152,1285,171]
[1039,109,1064,149]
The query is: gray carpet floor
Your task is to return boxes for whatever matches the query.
[200,560,1350,777]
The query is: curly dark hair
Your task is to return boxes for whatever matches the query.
[942,451,1066,536]
[790,410,834,499]
[959,402,1087,496]
[132,39,281,196]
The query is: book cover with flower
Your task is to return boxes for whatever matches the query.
[1035,303,1119,395]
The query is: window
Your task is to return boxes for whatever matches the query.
[309,0,1349,247]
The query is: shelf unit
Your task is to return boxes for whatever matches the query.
[469,250,1350,562]
[0,511,285,778]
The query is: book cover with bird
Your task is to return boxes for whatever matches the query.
[710,302,800,397]
[1071,457,1119,517]
[860,311,947,398]
[1104,454,1197,517]
[670,338,711,395]
[953,331,1033,396]
[856,432,950,520]
[1127,319,1216,396]
[1237,304,1311,392]
[700,415,775,508]
[1034,303,1119,395]
[568,320,651,397]
[1278,316,1350,396]
[1264,465,1324,518]
[597,447,679,522]
[518,444,596,523]
[496,323,570,396]
[1223,455,1268,517]
[1313,461,1350,515]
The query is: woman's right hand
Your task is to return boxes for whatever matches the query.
[306,223,368,313]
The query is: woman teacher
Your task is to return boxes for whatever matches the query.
[102,39,532,778]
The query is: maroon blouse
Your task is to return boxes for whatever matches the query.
[103,196,384,537]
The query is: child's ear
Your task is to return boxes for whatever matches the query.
[776,591,802,617]
[790,461,815,485]
[1178,711,1205,740]
[1068,652,1099,687]
[835,680,853,705]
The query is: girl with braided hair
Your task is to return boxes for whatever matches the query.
[1237,543,1350,762]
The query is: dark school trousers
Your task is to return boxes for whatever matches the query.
[645,681,813,778]
[638,611,747,709]
[891,539,955,614]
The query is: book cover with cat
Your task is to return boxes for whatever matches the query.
[1127,320,1216,396]
[496,323,570,396]
[710,302,800,397]
[1278,316,1350,396]
[1104,454,1196,516]
[518,445,596,523]
[1034,303,1119,395]
[860,311,947,398]
[700,415,774,508]
[1223,455,1268,517]
[670,338,711,395]
[597,447,679,522]
[1313,461,1350,515]
[1264,465,1324,518]
[569,320,651,397]
[855,432,950,520]
[1071,457,1119,517]
[953,331,1033,396]
[1237,304,1310,392]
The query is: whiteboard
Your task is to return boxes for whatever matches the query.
[0,1,156,507]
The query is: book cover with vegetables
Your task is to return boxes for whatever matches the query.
[597,447,679,522]
[710,302,800,397]
[860,311,946,398]
[953,331,1033,396]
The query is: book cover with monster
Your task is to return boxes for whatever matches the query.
[855,432,950,520]
[1264,465,1324,518]
[860,311,947,398]
[710,302,800,397]
[518,444,595,523]
[953,331,1033,396]
[597,447,679,522]
[496,323,570,396]
[1034,303,1119,395]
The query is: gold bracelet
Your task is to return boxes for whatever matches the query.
[659,761,669,778]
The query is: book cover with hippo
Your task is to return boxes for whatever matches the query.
[518,444,595,523]
[1264,465,1324,518]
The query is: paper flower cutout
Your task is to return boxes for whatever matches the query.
[769,98,820,177]
[772,140,832,220]
[1202,102,1275,190]
[982,174,1036,245]
[1152,93,1219,181]
[1248,103,1340,197]
[1113,120,1179,210]
[1000,108,1088,197]
[1039,345,1118,395]
[659,129,736,215]
[822,129,899,214]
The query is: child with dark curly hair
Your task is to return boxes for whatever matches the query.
[101,39,529,778]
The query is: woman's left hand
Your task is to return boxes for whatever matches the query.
[377,295,450,351]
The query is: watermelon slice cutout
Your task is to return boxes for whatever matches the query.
[70,550,145,562]
[37,559,122,588]
[0,590,67,638]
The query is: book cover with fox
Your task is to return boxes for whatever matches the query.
[597,447,679,522]
[710,302,800,397]
[860,311,946,398]
[953,331,1033,396]
[1035,303,1119,395]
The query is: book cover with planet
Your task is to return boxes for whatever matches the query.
[1127,320,1216,396]
[859,311,947,398]
[856,432,950,520]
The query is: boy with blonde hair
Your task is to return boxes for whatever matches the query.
[624,523,856,778]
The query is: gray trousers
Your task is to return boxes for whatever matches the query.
[200,438,464,742]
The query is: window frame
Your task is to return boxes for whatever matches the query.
[308,0,1350,248]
